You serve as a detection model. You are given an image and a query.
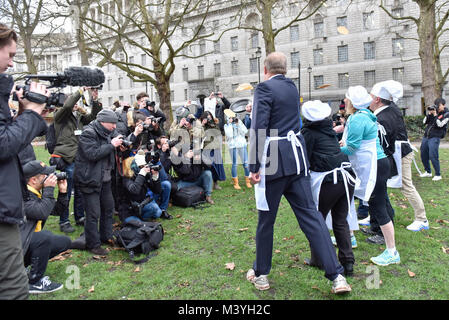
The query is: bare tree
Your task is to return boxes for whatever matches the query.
[0,0,68,74]
[79,0,216,123]
[232,0,326,55]
[380,0,449,106]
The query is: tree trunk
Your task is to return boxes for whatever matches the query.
[153,58,173,128]
[260,2,276,54]
[416,1,439,107]
[22,35,37,74]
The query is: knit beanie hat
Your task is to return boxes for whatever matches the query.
[97,109,118,123]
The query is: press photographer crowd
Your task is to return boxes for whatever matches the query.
[1,24,448,299]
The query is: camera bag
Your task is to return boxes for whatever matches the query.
[114,219,164,264]
[171,185,206,207]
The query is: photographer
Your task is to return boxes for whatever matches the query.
[199,111,226,190]
[21,160,72,294]
[120,151,172,222]
[169,114,202,149]
[224,109,251,189]
[172,144,215,205]
[115,101,132,137]
[52,87,103,233]
[0,23,50,300]
[74,109,123,256]
[136,92,166,125]
[420,98,449,181]
[194,92,231,133]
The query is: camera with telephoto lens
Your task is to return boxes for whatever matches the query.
[232,117,239,124]
[12,67,105,111]
[147,164,162,171]
[118,137,132,147]
[427,105,437,111]
[167,138,180,149]
[55,172,67,181]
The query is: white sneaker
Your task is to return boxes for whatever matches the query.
[432,175,442,181]
[420,172,432,178]
[331,274,351,294]
[406,220,429,232]
[358,215,370,227]
[246,269,270,290]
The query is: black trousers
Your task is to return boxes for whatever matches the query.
[24,230,71,284]
[82,180,114,249]
[253,174,344,281]
[317,179,355,265]
[368,157,393,227]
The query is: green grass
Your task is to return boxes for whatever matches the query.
[31,145,449,300]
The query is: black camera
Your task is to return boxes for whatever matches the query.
[427,105,437,111]
[148,164,162,171]
[145,100,155,109]
[233,117,239,124]
[12,67,105,110]
[145,149,160,165]
[55,172,67,181]
[119,137,133,148]
[167,139,179,148]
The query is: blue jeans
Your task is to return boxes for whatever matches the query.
[420,137,441,176]
[61,162,85,225]
[153,180,171,211]
[141,200,162,220]
[177,170,213,196]
[229,147,250,178]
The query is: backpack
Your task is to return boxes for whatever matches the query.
[45,123,57,154]
[172,185,206,208]
[114,219,164,264]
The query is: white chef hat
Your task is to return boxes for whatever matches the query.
[301,100,332,122]
[371,80,403,103]
[345,86,372,109]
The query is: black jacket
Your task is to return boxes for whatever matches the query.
[172,154,211,182]
[20,187,68,253]
[424,107,449,139]
[74,120,117,193]
[301,118,352,182]
[0,74,48,225]
[389,103,413,158]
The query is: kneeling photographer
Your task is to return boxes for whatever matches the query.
[20,160,72,294]
[172,144,215,205]
[120,151,172,222]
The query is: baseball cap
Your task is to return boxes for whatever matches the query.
[23,160,56,179]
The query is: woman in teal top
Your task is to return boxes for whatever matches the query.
[342,86,400,267]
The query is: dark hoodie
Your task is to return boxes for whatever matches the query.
[301,118,351,182]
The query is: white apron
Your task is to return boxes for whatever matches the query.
[254,130,307,211]
[387,140,404,188]
[342,121,378,203]
[309,163,359,231]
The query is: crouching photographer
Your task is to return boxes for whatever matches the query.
[172,144,215,204]
[120,151,172,222]
[20,160,72,294]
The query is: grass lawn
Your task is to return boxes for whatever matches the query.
[30,145,449,300]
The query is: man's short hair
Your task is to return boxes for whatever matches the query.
[136,92,149,101]
[264,52,287,75]
[434,98,446,106]
[0,23,18,49]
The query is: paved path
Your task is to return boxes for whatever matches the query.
[411,141,449,149]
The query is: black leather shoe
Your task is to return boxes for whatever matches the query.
[89,247,108,256]
[161,210,173,220]
[304,258,324,270]
[360,227,378,236]
[342,263,354,277]
[366,234,385,245]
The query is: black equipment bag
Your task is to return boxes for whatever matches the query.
[114,219,164,264]
[171,185,206,207]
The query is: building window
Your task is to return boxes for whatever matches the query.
[364,70,376,88]
[198,65,204,80]
[314,21,324,37]
[392,67,404,83]
[392,7,403,18]
[338,73,349,88]
[141,54,146,66]
[108,97,113,106]
[249,58,258,73]
[129,78,134,88]
[313,48,323,65]
[338,45,348,62]
[392,38,404,56]
[214,63,221,77]
[118,76,123,90]
[250,32,259,49]
[314,75,324,89]
[363,11,374,30]
[364,41,375,60]
[290,25,299,41]
[182,67,188,81]
[214,40,220,53]
[291,51,299,68]
[184,89,188,100]
[336,16,347,34]
[107,78,112,91]
[199,40,206,55]
[231,60,239,75]
[231,36,238,51]
[130,94,135,102]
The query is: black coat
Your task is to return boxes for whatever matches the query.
[301,118,351,182]
[74,120,116,193]
[0,74,48,225]
[424,107,449,139]
[20,187,68,253]
[172,155,210,182]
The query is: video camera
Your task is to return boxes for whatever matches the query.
[427,105,437,111]
[12,67,105,110]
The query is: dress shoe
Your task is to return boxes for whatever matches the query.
[89,247,108,256]
[342,262,354,277]
[161,210,173,220]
